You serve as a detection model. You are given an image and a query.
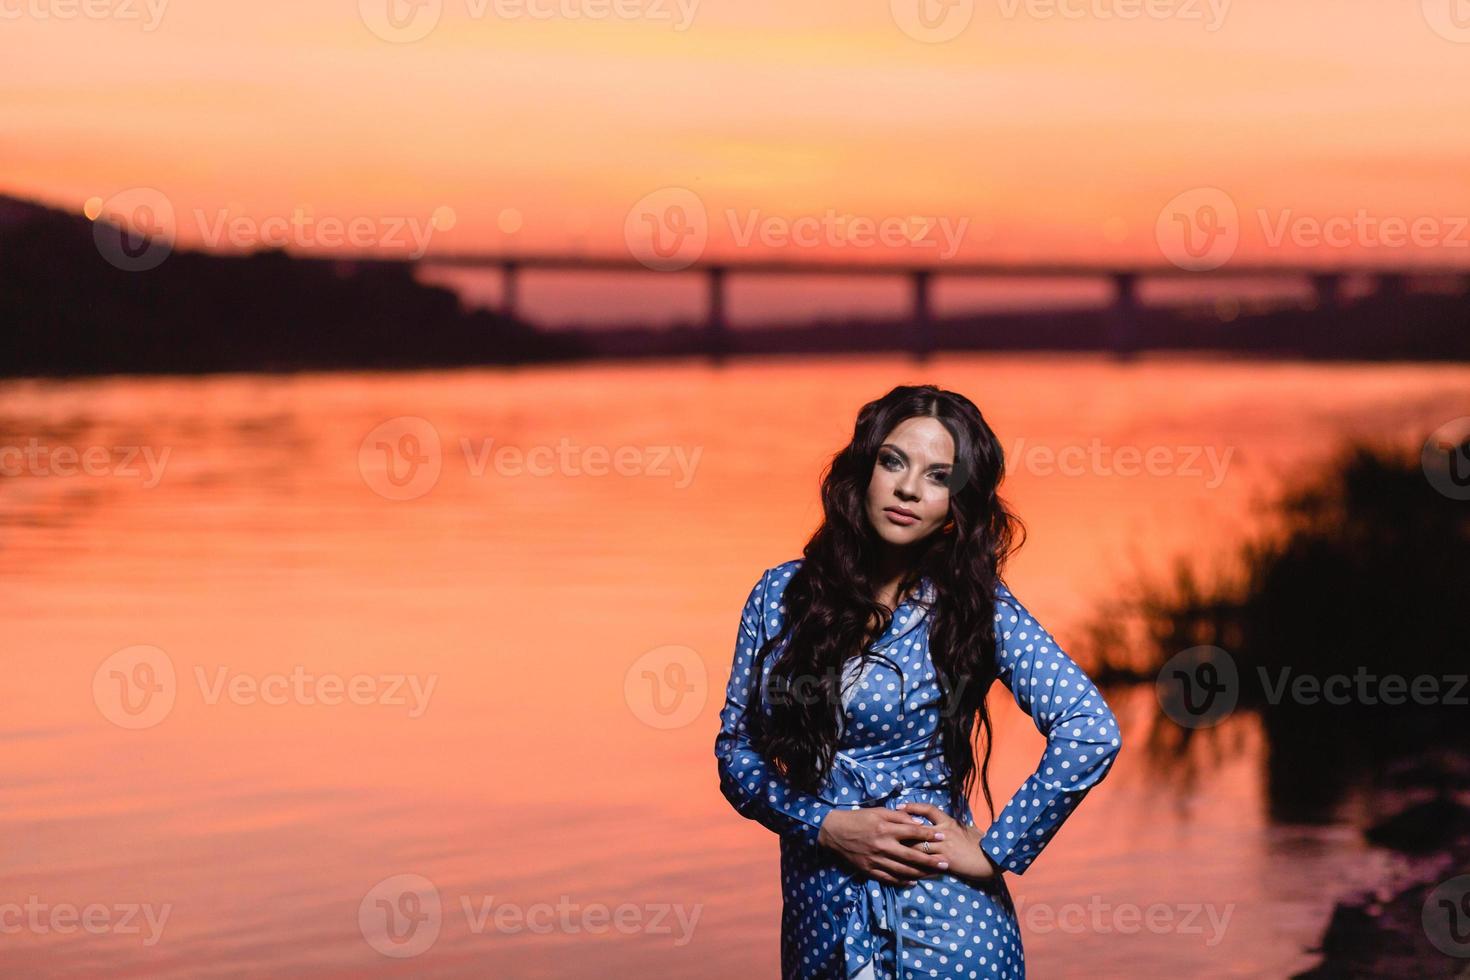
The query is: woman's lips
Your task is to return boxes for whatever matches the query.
[884,507,919,526]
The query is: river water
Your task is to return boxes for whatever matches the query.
[2,354,1467,977]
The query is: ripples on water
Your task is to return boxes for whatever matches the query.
[2,355,1467,977]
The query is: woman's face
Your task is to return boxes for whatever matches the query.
[865,415,954,546]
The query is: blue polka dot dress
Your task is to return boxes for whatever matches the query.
[714,559,1124,979]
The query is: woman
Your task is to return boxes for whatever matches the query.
[714,383,1124,979]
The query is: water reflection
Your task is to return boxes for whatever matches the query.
[2,355,1469,976]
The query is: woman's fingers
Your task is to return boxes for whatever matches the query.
[888,820,943,844]
[898,844,951,873]
[869,867,901,886]
[898,802,953,827]
[878,838,948,873]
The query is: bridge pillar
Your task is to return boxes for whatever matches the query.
[911,270,933,362]
[1107,272,1139,357]
[1374,272,1407,298]
[1310,273,1342,312]
[707,266,728,364]
[501,261,519,319]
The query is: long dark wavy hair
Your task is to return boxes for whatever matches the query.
[746,383,1026,824]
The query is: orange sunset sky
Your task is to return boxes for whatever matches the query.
[5,0,1470,265]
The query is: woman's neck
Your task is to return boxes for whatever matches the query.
[871,547,922,612]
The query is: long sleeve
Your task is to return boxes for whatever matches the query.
[714,567,837,847]
[979,583,1123,875]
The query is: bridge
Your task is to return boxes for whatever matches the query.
[415,252,1469,361]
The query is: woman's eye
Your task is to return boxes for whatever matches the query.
[881,454,902,470]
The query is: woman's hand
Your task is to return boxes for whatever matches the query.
[895,802,1000,885]
[816,807,951,886]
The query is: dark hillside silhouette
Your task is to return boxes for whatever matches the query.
[0,195,586,376]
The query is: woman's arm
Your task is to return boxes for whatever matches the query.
[713,566,837,847]
[978,583,1124,875]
